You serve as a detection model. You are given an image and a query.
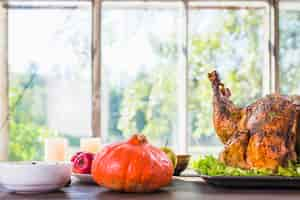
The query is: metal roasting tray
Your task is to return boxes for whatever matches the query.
[199,174,300,188]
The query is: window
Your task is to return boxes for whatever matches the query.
[101,2,184,151]
[188,2,266,155]
[8,1,92,160]
[280,1,300,95]
[0,0,290,160]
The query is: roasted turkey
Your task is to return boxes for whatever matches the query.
[208,70,300,170]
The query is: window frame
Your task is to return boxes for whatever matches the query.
[0,0,282,159]
[0,0,9,160]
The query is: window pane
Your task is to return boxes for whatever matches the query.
[8,1,92,161]
[280,3,300,94]
[188,5,266,155]
[102,2,184,150]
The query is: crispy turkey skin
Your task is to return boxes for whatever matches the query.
[208,70,300,170]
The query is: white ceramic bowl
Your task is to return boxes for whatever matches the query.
[0,161,71,193]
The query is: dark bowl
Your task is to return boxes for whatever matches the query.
[174,154,191,176]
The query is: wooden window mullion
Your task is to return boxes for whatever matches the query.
[269,0,280,93]
[92,0,101,138]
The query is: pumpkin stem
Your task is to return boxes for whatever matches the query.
[129,134,148,145]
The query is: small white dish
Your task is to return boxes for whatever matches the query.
[72,173,95,184]
[0,161,71,193]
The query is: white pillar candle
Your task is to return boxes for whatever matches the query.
[44,138,68,161]
[80,137,101,154]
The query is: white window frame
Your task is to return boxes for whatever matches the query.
[0,0,9,160]
[0,0,281,160]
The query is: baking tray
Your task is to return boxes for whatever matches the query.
[200,174,300,188]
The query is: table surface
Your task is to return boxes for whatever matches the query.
[2,178,300,200]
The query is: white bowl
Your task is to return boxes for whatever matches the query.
[0,161,71,193]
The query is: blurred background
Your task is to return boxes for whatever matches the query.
[4,0,300,161]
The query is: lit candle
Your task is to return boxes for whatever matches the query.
[80,137,101,154]
[44,138,68,161]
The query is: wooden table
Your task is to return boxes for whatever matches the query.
[1,178,300,200]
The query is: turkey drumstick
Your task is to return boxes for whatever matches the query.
[208,70,243,144]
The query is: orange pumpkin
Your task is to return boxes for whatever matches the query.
[91,134,174,192]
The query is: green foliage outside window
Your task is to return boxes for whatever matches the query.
[9,70,56,161]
